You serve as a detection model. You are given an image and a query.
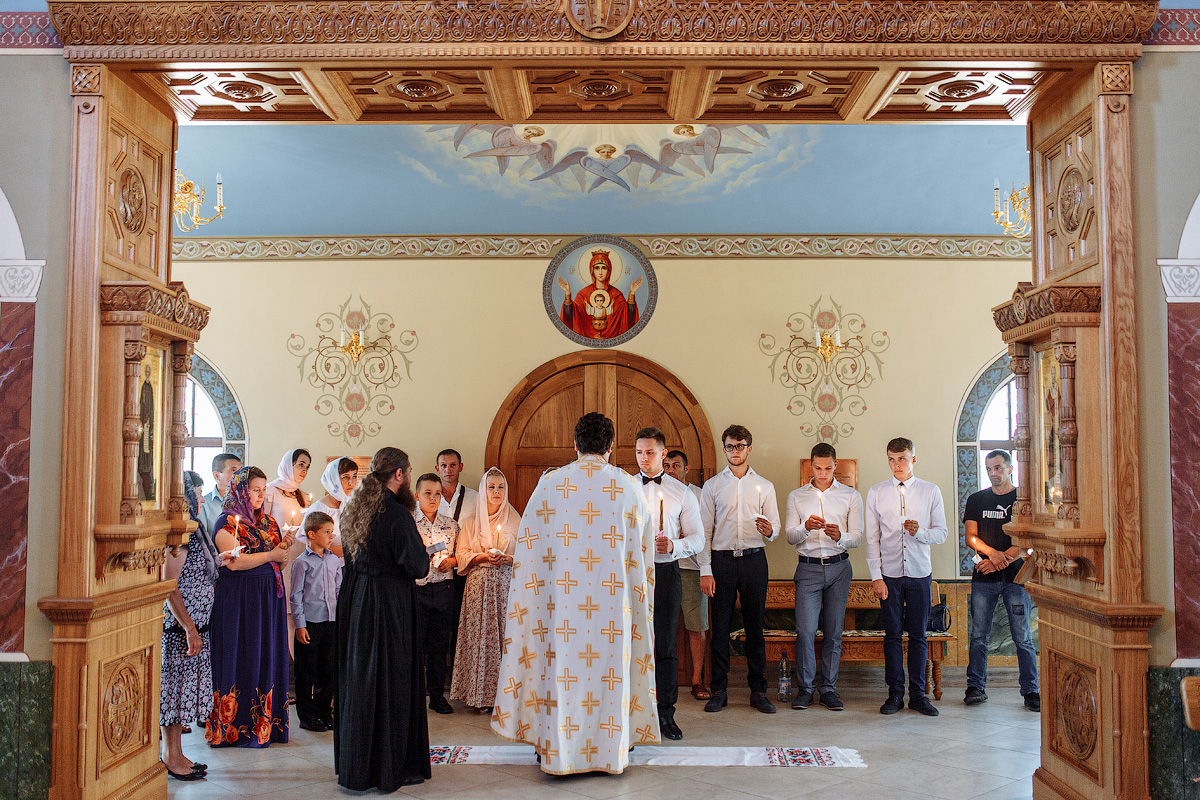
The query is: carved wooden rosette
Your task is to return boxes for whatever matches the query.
[98,280,209,578]
[993,281,1102,581]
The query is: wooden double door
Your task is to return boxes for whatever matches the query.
[486,350,716,513]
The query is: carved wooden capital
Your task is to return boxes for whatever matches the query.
[101,281,211,336]
[1099,61,1132,94]
[123,338,147,363]
[71,63,102,94]
[993,282,1102,335]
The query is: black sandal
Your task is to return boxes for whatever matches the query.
[163,763,205,782]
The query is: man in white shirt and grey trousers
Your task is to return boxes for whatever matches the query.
[865,436,948,717]
[784,442,863,712]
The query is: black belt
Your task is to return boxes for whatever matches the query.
[716,547,763,558]
[797,551,849,565]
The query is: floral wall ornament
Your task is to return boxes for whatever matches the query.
[287,296,418,446]
[759,297,890,443]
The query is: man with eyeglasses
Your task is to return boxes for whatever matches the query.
[699,424,781,714]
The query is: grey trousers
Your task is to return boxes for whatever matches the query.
[792,558,853,695]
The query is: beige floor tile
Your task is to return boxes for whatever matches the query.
[691,764,850,799]
[919,742,1041,780]
[203,754,334,796]
[853,759,1015,800]
[969,778,1035,800]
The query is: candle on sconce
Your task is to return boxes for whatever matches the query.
[215,172,223,207]
[994,178,1001,214]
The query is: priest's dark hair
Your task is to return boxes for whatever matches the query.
[634,427,667,448]
[811,442,837,461]
[574,412,615,455]
[340,446,412,560]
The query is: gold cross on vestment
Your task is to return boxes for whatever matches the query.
[557,477,578,498]
[581,692,600,713]
[601,621,622,644]
[632,583,645,602]
[579,501,601,523]
[602,573,624,595]
[603,526,621,547]
[637,724,655,743]
[580,739,598,760]
[543,548,556,569]
[601,668,622,689]
[600,715,619,737]
[578,597,600,620]
[526,690,545,712]
[519,646,536,668]
[557,669,579,691]
[560,716,580,740]
[624,552,637,572]
[579,549,600,570]
[503,677,522,697]
[636,654,653,675]
[579,458,602,477]
[532,620,550,642]
[518,528,539,549]
[624,507,641,528]
[536,500,556,523]
[556,523,578,546]
[493,708,510,727]
[510,602,529,624]
[545,646,556,664]
[602,479,623,500]
[556,620,577,642]
[557,571,578,593]
[579,643,601,666]
[525,574,545,595]
[516,720,530,740]
[630,693,643,713]
[631,622,641,641]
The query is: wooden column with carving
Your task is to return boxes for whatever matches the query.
[37,64,208,800]
[994,60,1163,800]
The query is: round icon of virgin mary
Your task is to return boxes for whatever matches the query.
[543,234,657,347]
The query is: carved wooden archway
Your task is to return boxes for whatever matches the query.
[38,3,1164,799]
[485,350,717,512]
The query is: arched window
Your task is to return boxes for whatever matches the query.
[953,353,1015,576]
[183,353,247,474]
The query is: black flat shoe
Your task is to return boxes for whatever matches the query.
[189,762,208,772]
[163,763,205,782]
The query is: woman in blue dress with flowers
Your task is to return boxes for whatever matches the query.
[206,466,296,748]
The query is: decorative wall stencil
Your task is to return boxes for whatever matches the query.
[759,297,890,443]
[543,234,657,348]
[435,123,770,194]
[172,234,1032,262]
[287,297,417,446]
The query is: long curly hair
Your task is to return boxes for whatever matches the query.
[340,447,410,561]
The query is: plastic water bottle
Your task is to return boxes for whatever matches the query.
[778,655,792,702]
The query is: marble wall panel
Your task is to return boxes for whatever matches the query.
[1170,304,1200,660]
[0,302,34,652]
[1148,666,1200,800]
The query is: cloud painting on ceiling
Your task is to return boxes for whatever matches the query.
[175,122,1029,237]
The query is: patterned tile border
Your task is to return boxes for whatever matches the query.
[1146,9,1200,45]
[3,9,1200,50]
[0,13,61,48]
[172,235,1032,262]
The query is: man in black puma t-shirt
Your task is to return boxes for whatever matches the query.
[963,450,1040,712]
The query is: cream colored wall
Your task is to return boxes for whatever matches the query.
[175,254,1028,581]
[0,55,72,660]
[1132,50,1200,666]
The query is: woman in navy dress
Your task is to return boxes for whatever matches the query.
[206,466,296,748]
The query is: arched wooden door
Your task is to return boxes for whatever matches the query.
[485,351,716,513]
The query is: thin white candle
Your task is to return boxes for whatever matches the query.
[215,172,223,207]
[899,486,906,518]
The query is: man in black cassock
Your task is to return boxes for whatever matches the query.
[335,447,432,791]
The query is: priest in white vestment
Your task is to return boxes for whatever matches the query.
[491,412,660,774]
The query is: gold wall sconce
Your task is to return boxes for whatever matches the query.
[993,180,1031,237]
[173,170,225,232]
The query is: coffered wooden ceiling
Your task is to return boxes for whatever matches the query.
[51,0,1157,125]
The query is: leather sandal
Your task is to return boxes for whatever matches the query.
[691,683,711,700]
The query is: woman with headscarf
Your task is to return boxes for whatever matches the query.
[265,448,311,651]
[206,466,295,749]
[335,447,431,791]
[304,456,360,555]
[160,471,220,780]
[449,467,518,713]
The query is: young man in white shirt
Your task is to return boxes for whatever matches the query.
[663,449,711,701]
[700,424,781,714]
[784,442,863,711]
[865,437,948,717]
[436,448,477,666]
[635,427,705,740]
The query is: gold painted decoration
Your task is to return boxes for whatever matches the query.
[287,296,418,446]
[759,296,890,443]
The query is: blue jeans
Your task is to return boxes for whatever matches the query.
[967,580,1039,695]
[881,574,931,696]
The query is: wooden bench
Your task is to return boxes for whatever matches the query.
[735,579,955,700]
